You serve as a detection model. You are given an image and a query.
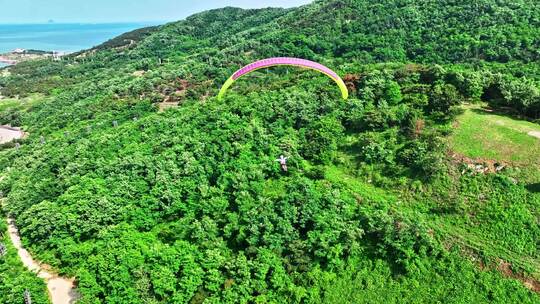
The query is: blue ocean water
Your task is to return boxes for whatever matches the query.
[0,23,159,54]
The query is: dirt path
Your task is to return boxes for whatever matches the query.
[0,105,78,303]
[528,131,540,139]
[7,218,80,304]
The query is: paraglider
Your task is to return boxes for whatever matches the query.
[218,57,349,100]
[276,155,289,172]
[24,290,32,304]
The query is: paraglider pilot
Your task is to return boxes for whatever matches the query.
[276,155,288,172]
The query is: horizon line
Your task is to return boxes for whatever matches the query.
[0,21,169,26]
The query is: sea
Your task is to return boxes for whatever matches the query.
[0,22,160,66]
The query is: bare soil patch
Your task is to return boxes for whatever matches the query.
[528,131,540,139]
[497,260,540,293]
[0,125,24,144]
[449,152,509,174]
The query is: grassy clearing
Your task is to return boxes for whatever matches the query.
[322,165,540,297]
[0,99,21,112]
[332,115,540,292]
[439,104,540,285]
[433,218,540,279]
[324,165,397,204]
[449,105,540,165]
[0,94,45,113]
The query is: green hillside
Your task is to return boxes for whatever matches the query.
[450,104,540,165]
[0,0,539,303]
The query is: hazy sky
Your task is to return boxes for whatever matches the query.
[0,0,313,24]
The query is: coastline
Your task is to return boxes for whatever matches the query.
[0,50,61,66]
[0,56,17,65]
[0,22,159,67]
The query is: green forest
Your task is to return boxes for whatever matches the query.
[0,0,539,303]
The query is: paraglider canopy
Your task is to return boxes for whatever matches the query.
[218,57,349,100]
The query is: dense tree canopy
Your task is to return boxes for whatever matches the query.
[0,0,539,303]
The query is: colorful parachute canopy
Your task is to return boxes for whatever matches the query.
[218,57,349,100]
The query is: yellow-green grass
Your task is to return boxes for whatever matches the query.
[0,94,45,112]
[432,218,540,279]
[0,99,21,112]
[449,105,540,166]
[324,166,397,204]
